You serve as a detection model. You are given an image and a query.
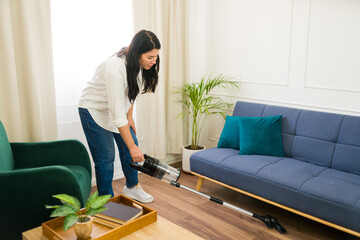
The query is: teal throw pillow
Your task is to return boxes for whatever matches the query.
[238,115,284,157]
[217,115,240,149]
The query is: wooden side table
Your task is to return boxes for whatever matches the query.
[22,215,203,240]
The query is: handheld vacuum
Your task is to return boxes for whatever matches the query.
[130,154,287,234]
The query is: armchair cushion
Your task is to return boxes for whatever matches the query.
[64,165,92,203]
[0,121,92,239]
[0,121,14,171]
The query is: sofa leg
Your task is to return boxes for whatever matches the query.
[196,177,204,191]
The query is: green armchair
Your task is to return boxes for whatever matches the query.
[0,121,92,240]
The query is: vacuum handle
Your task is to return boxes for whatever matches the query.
[130,154,153,176]
[143,154,154,161]
[130,162,152,175]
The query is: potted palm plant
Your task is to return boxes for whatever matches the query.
[176,74,240,172]
[45,191,111,239]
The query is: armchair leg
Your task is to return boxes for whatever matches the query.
[196,177,204,191]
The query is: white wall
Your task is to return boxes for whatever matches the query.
[189,0,360,148]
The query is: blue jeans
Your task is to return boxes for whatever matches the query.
[78,108,138,196]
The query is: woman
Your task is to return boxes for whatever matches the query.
[78,30,161,203]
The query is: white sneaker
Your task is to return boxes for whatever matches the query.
[123,184,154,203]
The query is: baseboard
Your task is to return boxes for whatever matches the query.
[160,153,182,165]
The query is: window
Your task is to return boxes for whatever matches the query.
[51,0,133,181]
[51,0,133,138]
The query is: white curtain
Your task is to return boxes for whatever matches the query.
[133,0,189,159]
[0,0,57,141]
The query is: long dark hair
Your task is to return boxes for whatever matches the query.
[117,30,161,103]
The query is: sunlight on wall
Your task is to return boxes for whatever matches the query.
[51,0,134,107]
[51,0,134,183]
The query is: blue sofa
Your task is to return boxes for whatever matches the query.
[190,101,360,237]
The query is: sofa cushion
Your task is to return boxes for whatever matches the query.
[333,115,360,175]
[262,106,301,135]
[301,169,360,208]
[238,115,284,157]
[221,155,283,176]
[291,136,335,167]
[233,101,265,117]
[296,110,344,142]
[332,144,360,175]
[217,116,240,149]
[190,147,239,176]
[257,158,327,189]
[337,115,360,146]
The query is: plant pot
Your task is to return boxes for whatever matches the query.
[182,145,206,172]
[74,216,93,239]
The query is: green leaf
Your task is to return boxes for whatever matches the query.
[90,195,112,209]
[85,191,98,210]
[53,194,81,211]
[63,214,78,232]
[174,74,239,148]
[45,204,60,209]
[50,205,77,217]
[87,207,107,216]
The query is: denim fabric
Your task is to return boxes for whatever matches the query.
[78,108,138,196]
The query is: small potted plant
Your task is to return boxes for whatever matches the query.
[45,191,111,239]
[175,74,240,172]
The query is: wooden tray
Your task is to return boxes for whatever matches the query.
[42,195,157,240]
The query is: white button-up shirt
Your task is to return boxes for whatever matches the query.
[79,55,142,133]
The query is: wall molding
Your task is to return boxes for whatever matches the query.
[304,85,360,93]
[303,0,312,90]
[236,80,289,86]
[209,92,360,115]
[287,0,295,88]
[236,0,294,87]
[303,0,360,93]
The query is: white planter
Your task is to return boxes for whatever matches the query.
[182,145,206,172]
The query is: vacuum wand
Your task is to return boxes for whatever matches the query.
[170,180,286,234]
[130,154,287,234]
[169,180,253,216]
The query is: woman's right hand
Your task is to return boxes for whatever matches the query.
[117,124,144,162]
[129,145,144,162]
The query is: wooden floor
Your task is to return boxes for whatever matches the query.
[91,167,358,240]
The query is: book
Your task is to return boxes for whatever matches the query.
[95,201,143,224]
[93,216,121,228]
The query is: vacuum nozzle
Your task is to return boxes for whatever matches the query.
[252,214,287,234]
[130,154,181,183]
